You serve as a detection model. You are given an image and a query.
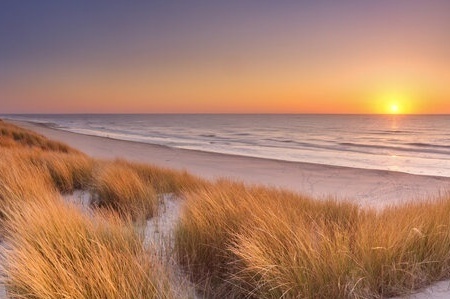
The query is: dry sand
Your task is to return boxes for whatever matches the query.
[12,120,450,209]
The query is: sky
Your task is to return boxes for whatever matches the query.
[1,1,449,114]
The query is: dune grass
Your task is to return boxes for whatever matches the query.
[39,151,94,193]
[122,159,206,195]
[2,196,177,299]
[0,120,93,196]
[175,181,450,298]
[0,120,203,220]
[90,159,206,220]
[91,160,158,221]
[0,147,94,195]
[0,120,195,298]
[0,120,76,153]
[0,150,56,212]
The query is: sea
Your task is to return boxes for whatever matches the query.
[3,114,450,177]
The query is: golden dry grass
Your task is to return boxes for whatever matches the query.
[0,121,203,220]
[0,120,93,194]
[89,159,206,220]
[2,197,177,298]
[0,148,94,195]
[0,150,56,210]
[39,152,94,193]
[0,120,192,298]
[175,181,450,298]
[91,160,158,221]
[114,159,207,194]
[0,120,77,153]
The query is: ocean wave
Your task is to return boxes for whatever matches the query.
[370,130,414,135]
[340,142,450,156]
[200,134,216,138]
[4,114,450,177]
[407,142,450,149]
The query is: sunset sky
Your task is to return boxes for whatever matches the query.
[1,1,449,114]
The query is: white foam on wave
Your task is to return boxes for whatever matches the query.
[4,114,450,177]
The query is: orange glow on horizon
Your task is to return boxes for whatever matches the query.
[367,89,423,115]
[1,63,448,114]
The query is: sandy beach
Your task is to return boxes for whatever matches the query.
[4,120,450,298]
[12,120,450,209]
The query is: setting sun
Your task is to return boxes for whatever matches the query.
[390,104,399,114]
[373,90,415,114]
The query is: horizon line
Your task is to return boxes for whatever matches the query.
[2,112,450,116]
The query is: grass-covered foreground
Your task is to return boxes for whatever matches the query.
[0,120,201,298]
[1,119,450,298]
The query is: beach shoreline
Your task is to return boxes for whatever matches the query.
[10,120,450,209]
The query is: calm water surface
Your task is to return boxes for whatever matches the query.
[4,114,450,177]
